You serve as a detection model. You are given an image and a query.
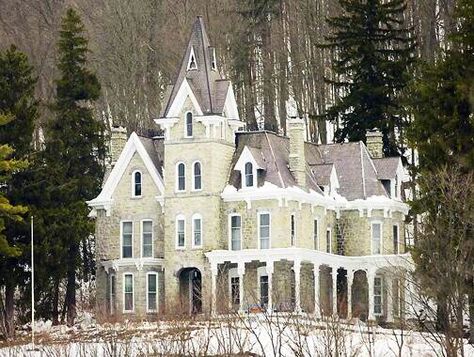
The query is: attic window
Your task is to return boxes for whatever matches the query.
[244,162,254,187]
[187,46,197,70]
[210,48,217,71]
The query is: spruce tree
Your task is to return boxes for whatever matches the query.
[323,0,415,156]
[41,8,106,326]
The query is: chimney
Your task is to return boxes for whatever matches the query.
[110,126,127,165]
[287,117,307,188]
[366,130,383,158]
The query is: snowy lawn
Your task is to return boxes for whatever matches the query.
[1,313,473,356]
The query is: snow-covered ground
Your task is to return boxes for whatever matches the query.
[1,313,473,356]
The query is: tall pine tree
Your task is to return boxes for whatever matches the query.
[323,0,415,156]
[41,8,106,326]
[0,46,35,337]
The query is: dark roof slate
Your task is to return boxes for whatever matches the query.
[373,157,400,180]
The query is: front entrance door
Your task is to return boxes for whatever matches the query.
[179,267,202,314]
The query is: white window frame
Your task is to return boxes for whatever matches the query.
[109,273,116,314]
[229,214,242,251]
[123,273,134,313]
[184,111,193,138]
[131,170,142,197]
[290,213,296,246]
[176,162,186,192]
[393,223,399,254]
[192,213,203,249]
[374,276,383,316]
[228,268,240,308]
[146,272,158,313]
[192,161,202,191]
[244,162,255,188]
[258,211,271,249]
[141,219,153,258]
[257,266,269,308]
[326,228,332,253]
[313,218,319,250]
[187,46,198,70]
[120,220,133,259]
[371,221,383,255]
[175,214,186,250]
[210,47,217,71]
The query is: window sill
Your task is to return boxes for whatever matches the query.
[191,246,203,250]
[131,196,143,200]
[123,310,134,314]
[175,247,185,251]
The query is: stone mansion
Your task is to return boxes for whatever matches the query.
[88,17,411,322]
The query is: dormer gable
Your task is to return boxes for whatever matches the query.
[234,146,265,189]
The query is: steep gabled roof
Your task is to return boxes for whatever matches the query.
[159,17,227,118]
[373,157,401,180]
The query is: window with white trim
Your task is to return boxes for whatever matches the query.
[142,220,153,258]
[374,276,383,315]
[326,228,332,253]
[187,46,197,70]
[372,222,382,254]
[259,213,270,249]
[193,161,202,190]
[123,274,134,312]
[176,215,185,249]
[122,221,133,258]
[313,219,319,250]
[132,171,142,197]
[244,162,254,187]
[147,272,158,312]
[290,214,296,246]
[192,214,202,248]
[185,112,193,137]
[109,274,116,314]
[210,47,217,71]
[393,224,399,254]
[177,162,186,191]
[230,215,241,250]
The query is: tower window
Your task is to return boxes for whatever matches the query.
[185,112,193,137]
[177,162,186,191]
[193,161,202,190]
[245,162,254,187]
[210,47,217,71]
[187,46,197,70]
[132,171,142,197]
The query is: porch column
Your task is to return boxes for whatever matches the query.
[294,259,301,313]
[367,269,376,321]
[386,276,394,323]
[266,260,274,313]
[210,262,218,316]
[347,269,353,319]
[313,264,320,318]
[332,267,338,316]
[238,262,245,313]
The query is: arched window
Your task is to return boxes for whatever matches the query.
[185,112,193,137]
[177,162,186,191]
[193,161,202,190]
[245,162,253,187]
[133,171,142,197]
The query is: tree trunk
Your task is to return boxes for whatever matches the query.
[65,241,78,327]
[469,291,474,344]
[262,15,277,132]
[3,279,15,338]
[52,278,60,325]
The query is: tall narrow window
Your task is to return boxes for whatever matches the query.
[133,171,142,197]
[374,276,383,315]
[210,47,217,71]
[260,275,269,307]
[176,216,185,249]
[245,162,254,187]
[230,215,241,250]
[313,219,319,250]
[147,273,158,312]
[109,274,116,314]
[192,214,202,248]
[142,220,153,258]
[372,222,382,254]
[122,221,133,258]
[124,274,134,312]
[231,276,240,306]
[290,214,296,246]
[326,228,331,253]
[259,213,270,249]
[187,47,197,70]
[394,175,399,198]
[193,162,202,190]
[185,112,193,137]
[177,163,186,191]
[393,225,399,254]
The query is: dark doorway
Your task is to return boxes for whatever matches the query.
[179,268,202,314]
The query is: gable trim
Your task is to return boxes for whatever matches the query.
[166,79,203,118]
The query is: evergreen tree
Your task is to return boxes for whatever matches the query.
[323,0,415,156]
[40,8,106,326]
[0,46,36,337]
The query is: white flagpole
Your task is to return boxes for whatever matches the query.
[31,215,34,351]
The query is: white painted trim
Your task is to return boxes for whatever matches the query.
[228,213,242,251]
[257,211,271,249]
[223,83,240,121]
[228,268,239,308]
[175,215,186,250]
[187,46,198,70]
[100,258,164,271]
[326,227,332,254]
[191,213,203,249]
[122,272,135,313]
[146,272,158,313]
[120,220,134,259]
[87,132,164,213]
[235,146,262,189]
[165,79,203,118]
[192,161,202,191]
[371,220,383,255]
[131,170,142,198]
[176,162,186,192]
[184,111,193,138]
[140,219,153,258]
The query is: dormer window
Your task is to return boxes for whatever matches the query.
[245,162,254,187]
[210,47,217,71]
[187,46,197,70]
[185,112,193,137]
[132,171,142,197]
